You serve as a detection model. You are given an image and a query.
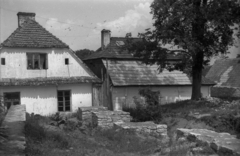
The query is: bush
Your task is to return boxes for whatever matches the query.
[124,88,162,123]
[25,113,46,142]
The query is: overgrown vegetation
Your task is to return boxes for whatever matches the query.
[123,88,162,123]
[25,112,162,156]
[25,113,70,155]
[0,96,7,141]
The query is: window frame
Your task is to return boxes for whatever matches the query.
[57,90,71,112]
[27,53,48,70]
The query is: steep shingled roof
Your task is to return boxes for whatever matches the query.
[84,37,183,60]
[103,60,215,86]
[206,58,240,87]
[1,19,69,48]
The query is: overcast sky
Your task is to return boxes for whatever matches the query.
[0,0,154,51]
[0,0,239,59]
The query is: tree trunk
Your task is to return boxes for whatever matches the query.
[191,51,203,100]
[191,0,206,100]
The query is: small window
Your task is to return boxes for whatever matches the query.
[65,58,69,65]
[27,53,48,69]
[57,90,71,112]
[1,58,5,65]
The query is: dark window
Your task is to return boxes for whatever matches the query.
[65,58,69,65]
[1,58,5,65]
[57,90,71,112]
[27,53,47,69]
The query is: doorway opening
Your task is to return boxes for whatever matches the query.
[4,92,21,109]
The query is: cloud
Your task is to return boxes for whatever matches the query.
[45,18,75,30]
[94,2,153,37]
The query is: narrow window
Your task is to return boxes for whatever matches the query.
[1,58,5,65]
[65,58,69,65]
[57,90,71,112]
[27,53,47,69]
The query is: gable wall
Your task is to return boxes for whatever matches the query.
[0,48,91,79]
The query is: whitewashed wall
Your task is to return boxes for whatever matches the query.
[112,86,210,110]
[0,83,92,116]
[0,48,91,79]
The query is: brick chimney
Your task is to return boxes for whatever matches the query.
[17,12,36,27]
[101,29,111,50]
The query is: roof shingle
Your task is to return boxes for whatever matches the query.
[1,19,69,48]
[206,58,240,87]
[84,37,182,60]
[103,60,214,86]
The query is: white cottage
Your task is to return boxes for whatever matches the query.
[83,29,215,110]
[0,12,100,115]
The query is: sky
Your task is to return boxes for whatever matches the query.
[0,0,239,59]
[0,0,154,51]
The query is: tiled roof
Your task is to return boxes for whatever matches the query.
[0,76,101,86]
[84,37,182,60]
[206,58,240,87]
[1,19,69,48]
[103,60,215,86]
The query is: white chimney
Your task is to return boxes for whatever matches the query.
[101,29,111,50]
[17,12,36,28]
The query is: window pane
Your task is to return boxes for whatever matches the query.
[58,107,63,111]
[65,96,70,101]
[65,101,70,106]
[27,54,33,69]
[33,54,40,69]
[40,54,46,69]
[65,106,70,111]
[58,91,63,96]
[58,97,63,101]
[58,102,63,107]
[64,91,70,96]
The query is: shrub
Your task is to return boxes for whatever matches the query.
[124,88,162,123]
[25,113,46,142]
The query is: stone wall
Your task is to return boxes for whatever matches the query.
[0,105,26,156]
[114,121,169,144]
[77,106,107,126]
[92,110,131,128]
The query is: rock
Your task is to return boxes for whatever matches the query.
[176,128,240,156]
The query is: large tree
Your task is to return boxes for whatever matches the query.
[75,49,94,60]
[126,0,240,100]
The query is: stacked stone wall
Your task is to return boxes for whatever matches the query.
[92,110,131,128]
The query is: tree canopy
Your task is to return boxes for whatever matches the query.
[75,49,94,60]
[126,0,240,100]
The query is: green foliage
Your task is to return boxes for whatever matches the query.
[201,110,240,138]
[125,0,240,99]
[93,127,160,154]
[25,113,70,155]
[124,88,162,122]
[75,49,94,60]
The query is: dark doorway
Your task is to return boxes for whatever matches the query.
[4,92,21,109]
